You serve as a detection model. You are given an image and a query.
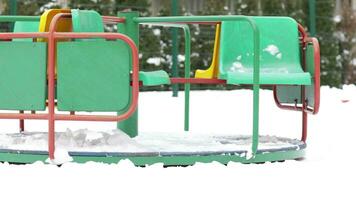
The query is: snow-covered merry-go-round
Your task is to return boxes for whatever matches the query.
[0,9,319,165]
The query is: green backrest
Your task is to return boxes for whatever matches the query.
[13,21,40,41]
[56,10,131,112]
[71,9,104,33]
[219,17,302,79]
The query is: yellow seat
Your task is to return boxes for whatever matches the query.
[194,24,221,79]
[38,9,72,77]
[38,9,72,42]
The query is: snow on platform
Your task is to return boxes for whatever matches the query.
[0,85,355,200]
[0,129,303,154]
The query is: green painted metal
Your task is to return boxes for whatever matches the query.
[71,9,104,34]
[0,16,40,22]
[140,23,191,131]
[308,0,316,36]
[219,17,311,85]
[13,21,39,32]
[9,0,17,30]
[117,12,139,137]
[0,42,47,110]
[139,70,170,86]
[0,148,305,165]
[57,40,130,112]
[183,27,191,132]
[136,15,260,154]
[13,21,39,41]
[227,72,311,85]
[276,86,302,104]
[171,0,179,97]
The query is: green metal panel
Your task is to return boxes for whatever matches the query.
[13,21,39,41]
[219,17,311,85]
[13,21,39,32]
[227,71,311,85]
[71,9,104,33]
[57,40,130,112]
[0,42,47,110]
[276,43,316,105]
[117,12,139,137]
[276,86,302,104]
[139,70,170,86]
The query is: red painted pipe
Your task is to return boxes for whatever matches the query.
[102,16,126,24]
[19,110,24,132]
[170,78,226,84]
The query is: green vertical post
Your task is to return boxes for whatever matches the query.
[183,26,190,131]
[308,0,316,36]
[117,11,139,137]
[171,0,179,97]
[9,0,17,30]
[9,0,17,15]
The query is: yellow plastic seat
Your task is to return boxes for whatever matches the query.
[38,9,72,42]
[194,24,221,79]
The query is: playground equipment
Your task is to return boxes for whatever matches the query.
[0,9,320,165]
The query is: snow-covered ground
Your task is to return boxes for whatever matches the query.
[0,85,355,200]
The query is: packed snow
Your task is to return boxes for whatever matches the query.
[0,85,355,200]
[263,44,283,59]
[0,129,302,155]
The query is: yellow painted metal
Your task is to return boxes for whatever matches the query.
[38,9,72,77]
[194,24,221,79]
[38,9,72,42]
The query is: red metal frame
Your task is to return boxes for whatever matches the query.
[0,13,139,160]
[102,16,126,24]
[170,78,226,84]
[273,25,320,115]
[272,24,320,142]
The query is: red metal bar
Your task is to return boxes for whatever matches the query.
[301,85,308,142]
[102,16,126,24]
[0,32,49,39]
[164,21,221,25]
[305,37,320,115]
[0,113,48,120]
[48,13,65,160]
[19,110,24,132]
[170,78,226,84]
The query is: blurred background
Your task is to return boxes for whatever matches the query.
[0,0,355,90]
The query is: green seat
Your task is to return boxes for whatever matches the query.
[139,70,170,86]
[13,21,40,41]
[71,9,104,34]
[219,17,311,85]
